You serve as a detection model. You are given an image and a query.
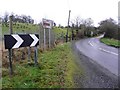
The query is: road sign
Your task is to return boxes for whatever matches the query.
[4,34,39,49]
[42,18,53,29]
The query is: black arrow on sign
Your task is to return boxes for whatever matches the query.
[19,34,33,47]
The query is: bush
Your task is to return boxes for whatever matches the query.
[99,18,118,40]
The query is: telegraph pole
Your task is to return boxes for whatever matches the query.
[66,10,71,42]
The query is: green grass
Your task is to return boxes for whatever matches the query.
[2,23,71,41]
[2,23,70,36]
[2,43,80,88]
[53,27,67,35]
[53,27,72,39]
[100,38,120,48]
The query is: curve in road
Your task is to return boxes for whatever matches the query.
[75,37,118,76]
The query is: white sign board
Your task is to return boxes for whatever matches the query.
[42,18,53,29]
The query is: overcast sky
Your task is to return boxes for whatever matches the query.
[0,0,119,26]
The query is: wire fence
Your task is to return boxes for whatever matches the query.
[1,21,58,68]
[39,24,55,49]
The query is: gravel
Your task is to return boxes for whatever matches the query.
[71,41,119,88]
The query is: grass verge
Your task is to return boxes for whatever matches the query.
[100,38,120,48]
[2,43,79,88]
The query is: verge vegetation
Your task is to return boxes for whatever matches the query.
[100,38,120,48]
[2,43,80,88]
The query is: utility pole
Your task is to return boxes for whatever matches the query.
[66,10,71,42]
[72,23,74,40]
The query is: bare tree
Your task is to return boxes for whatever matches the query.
[83,18,94,27]
[4,12,9,25]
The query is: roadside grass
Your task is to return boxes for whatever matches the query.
[2,43,80,88]
[100,38,120,48]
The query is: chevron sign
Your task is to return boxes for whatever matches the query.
[4,34,39,49]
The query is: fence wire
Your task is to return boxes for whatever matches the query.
[39,25,55,49]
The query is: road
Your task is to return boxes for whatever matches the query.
[75,36,118,76]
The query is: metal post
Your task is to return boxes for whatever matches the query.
[49,29,51,48]
[66,10,71,42]
[34,47,38,65]
[28,47,31,63]
[44,28,46,50]
[8,49,13,75]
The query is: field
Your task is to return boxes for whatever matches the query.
[53,27,71,37]
[2,23,71,37]
[2,23,39,35]
[2,43,80,88]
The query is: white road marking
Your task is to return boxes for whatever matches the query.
[99,48,118,56]
[88,41,94,47]
[88,40,118,56]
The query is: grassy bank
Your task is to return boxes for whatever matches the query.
[53,27,72,40]
[100,38,120,48]
[2,23,69,36]
[2,43,79,88]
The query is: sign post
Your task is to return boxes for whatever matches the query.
[42,18,53,49]
[4,34,39,74]
[34,46,38,65]
[9,16,13,75]
[8,49,13,75]
[28,47,31,63]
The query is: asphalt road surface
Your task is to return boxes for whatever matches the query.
[75,36,118,76]
[73,36,118,88]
